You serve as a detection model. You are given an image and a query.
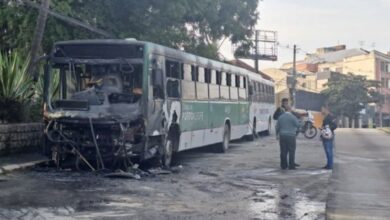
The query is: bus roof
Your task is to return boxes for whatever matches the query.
[54,39,273,85]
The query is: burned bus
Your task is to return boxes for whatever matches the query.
[42,39,275,170]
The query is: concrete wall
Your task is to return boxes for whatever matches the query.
[342,53,376,80]
[262,68,288,93]
[0,123,43,155]
[318,62,343,73]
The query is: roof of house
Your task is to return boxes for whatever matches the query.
[305,48,369,64]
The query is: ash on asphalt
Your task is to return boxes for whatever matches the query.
[0,134,331,220]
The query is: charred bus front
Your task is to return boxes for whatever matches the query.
[42,40,169,170]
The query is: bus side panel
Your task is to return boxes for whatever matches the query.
[179,100,209,150]
[249,102,274,133]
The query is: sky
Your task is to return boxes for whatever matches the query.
[220,0,390,70]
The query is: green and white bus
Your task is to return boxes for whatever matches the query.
[42,39,275,169]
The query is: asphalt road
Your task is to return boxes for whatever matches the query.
[327,129,390,220]
[0,134,331,220]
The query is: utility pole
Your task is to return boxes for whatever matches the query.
[379,69,383,128]
[28,0,50,80]
[291,44,297,108]
[254,31,259,73]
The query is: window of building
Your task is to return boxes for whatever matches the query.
[382,78,390,88]
[380,62,390,73]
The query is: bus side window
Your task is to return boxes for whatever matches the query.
[151,58,164,99]
[166,59,181,98]
[248,81,253,95]
[216,71,222,85]
[182,64,196,100]
[209,69,219,99]
[235,75,240,88]
[166,60,181,79]
[226,73,232,86]
[205,68,211,83]
[238,76,246,100]
[198,67,205,82]
[196,67,208,100]
[191,65,198,81]
[230,74,238,100]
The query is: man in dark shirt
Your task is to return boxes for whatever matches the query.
[274,98,301,167]
[276,105,300,170]
[273,98,289,120]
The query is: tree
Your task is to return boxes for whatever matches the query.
[1,0,259,60]
[27,0,50,78]
[321,73,381,128]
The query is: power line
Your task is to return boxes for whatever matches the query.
[21,0,115,38]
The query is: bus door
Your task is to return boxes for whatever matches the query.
[148,55,165,136]
[163,58,182,128]
[238,75,249,132]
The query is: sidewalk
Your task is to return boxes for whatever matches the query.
[0,152,48,175]
[326,129,390,220]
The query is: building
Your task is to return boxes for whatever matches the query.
[271,45,390,127]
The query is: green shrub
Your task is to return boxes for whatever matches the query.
[0,51,34,123]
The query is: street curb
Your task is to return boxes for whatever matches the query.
[0,159,48,175]
[378,128,390,135]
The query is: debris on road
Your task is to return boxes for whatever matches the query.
[199,170,219,177]
[147,168,172,175]
[104,169,141,180]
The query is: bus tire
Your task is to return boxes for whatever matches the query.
[217,123,230,153]
[246,118,256,141]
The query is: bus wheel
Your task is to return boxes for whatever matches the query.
[247,118,256,141]
[217,124,230,153]
[161,139,173,168]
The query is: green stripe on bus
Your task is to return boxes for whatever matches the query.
[180,101,249,131]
